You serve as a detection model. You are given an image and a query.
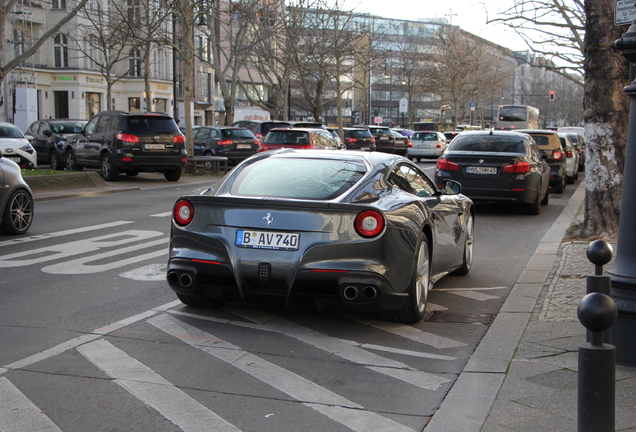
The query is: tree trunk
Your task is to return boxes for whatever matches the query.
[579,0,629,240]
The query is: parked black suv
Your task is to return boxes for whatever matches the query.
[354,125,406,155]
[193,126,260,163]
[65,111,186,181]
[231,120,291,140]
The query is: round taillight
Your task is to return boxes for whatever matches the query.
[174,200,194,226]
[354,210,385,238]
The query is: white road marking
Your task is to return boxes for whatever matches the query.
[222,304,451,390]
[425,302,448,311]
[168,309,279,332]
[436,286,505,302]
[120,263,167,281]
[355,343,457,361]
[0,377,63,431]
[348,317,467,349]
[1,301,180,372]
[0,221,134,247]
[41,238,167,274]
[0,230,164,268]
[149,314,415,432]
[150,212,172,217]
[78,339,241,432]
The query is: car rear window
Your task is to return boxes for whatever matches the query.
[222,129,256,139]
[126,116,179,133]
[349,130,372,138]
[232,158,367,200]
[413,132,439,140]
[261,122,291,134]
[449,135,526,153]
[527,135,551,146]
[265,130,310,144]
[368,127,389,134]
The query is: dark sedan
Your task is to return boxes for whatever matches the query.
[25,119,87,170]
[434,130,550,215]
[193,126,260,163]
[167,149,474,324]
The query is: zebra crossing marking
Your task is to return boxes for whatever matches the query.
[0,377,62,431]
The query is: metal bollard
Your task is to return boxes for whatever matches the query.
[577,240,617,432]
[585,240,614,343]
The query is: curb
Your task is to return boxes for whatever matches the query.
[424,180,587,431]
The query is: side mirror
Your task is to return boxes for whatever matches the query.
[44,130,52,137]
[442,179,462,195]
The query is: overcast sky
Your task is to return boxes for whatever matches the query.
[338,0,529,52]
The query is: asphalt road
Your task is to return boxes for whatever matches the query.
[0,168,581,432]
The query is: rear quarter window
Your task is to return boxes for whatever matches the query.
[222,129,256,139]
[350,130,372,138]
[413,132,438,140]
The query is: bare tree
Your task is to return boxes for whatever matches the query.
[117,0,173,113]
[0,0,90,106]
[71,2,133,109]
[489,0,585,84]
[571,0,628,240]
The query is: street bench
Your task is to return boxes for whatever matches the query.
[187,156,228,174]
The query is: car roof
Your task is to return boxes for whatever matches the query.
[516,129,558,135]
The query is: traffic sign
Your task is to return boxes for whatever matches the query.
[399,98,408,113]
[615,0,636,26]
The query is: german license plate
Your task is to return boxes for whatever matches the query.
[236,229,300,251]
[5,157,20,163]
[418,144,430,149]
[466,166,497,175]
[236,144,251,149]
[360,147,370,151]
[144,144,165,150]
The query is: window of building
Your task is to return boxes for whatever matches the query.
[86,92,101,118]
[52,0,66,9]
[154,98,167,113]
[127,0,140,23]
[197,72,210,104]
[129,97,141,111]
[129,49,141,77]
[54,34,69,68]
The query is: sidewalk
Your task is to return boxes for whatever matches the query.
[31,171,222,202]
[425,180,636,431]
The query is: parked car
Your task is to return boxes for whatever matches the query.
[289,121,327,129]
[0,122,37,169]
[443,131,462,143]
[342,127,376,151]
[391,128,414,137]
[261,128,345,151]
[354,125,400,154]
[65,111,186,182]
[193,126,260,163]
[517,129,567,194]
[167,149,474,324]
[326,127,344,147]
[231,120,291,140]
[562,131,586,171]
[25,119,87,170]
[390,130,411,155]
[559,133,579,184]
[408,131,448,161]
[434,130,550,215]
[0,150,33,234]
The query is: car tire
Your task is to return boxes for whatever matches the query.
[381,234,431,324]
[541,185,550,205]
[164,166,182,182]
[567,174,574,184]
[1,189,33,235]
[417,157,422,162]
[524,189,541,215]
[176,293,225,308]
[204,150,214,169]
[554,175,565,194]
[100,153,119,181]
[65,150,83,171]
[49,150,64,171]
[574,169,579,181]
[453,212,474,275]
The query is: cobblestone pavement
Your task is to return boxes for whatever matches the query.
[538,241,616,322]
